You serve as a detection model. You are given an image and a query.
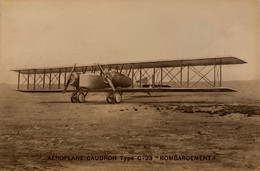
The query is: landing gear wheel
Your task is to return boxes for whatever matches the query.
[78,92,85,103]
[114,92,122,103]
[70,91,79,103]
[71,96,78,103]
[106,92,123,104]
[106,92,115,104]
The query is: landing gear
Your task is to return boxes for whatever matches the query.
[71,95,78,103]
[115,92,122,103]
[70,89,123,104]
[106,92,123,104]
[78,92,85,103]
[106,92,115,104]
[70,89,88,103]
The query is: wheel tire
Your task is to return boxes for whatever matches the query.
[78,92,85,103]
[106,92,115,104]
[114,92,122,103]
[71,96,78,103]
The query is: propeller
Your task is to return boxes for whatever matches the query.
[63,63,76,94]
[97,64,115,92]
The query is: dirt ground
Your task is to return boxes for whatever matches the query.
[1,82,260,171]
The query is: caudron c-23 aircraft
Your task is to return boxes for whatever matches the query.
[12,57,246,103]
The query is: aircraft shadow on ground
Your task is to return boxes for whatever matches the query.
[41,101,107,104]
[127,95,170,98]
[40,100,223,105]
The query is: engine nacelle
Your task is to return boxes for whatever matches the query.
[79,71,131,89]
[69,72,79,87]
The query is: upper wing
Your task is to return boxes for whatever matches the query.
[12,57,246,74]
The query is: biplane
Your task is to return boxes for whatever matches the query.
[12,57,246,103]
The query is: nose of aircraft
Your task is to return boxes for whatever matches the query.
[69,72,79,86]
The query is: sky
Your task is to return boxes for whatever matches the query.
[0,0,259,84]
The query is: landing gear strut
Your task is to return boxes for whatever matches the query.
[106,92,123,104]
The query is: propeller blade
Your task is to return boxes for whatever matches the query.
[97,64,115,92]
[106,79,115,92]
[63,77,71,93]
[63,63,76,94]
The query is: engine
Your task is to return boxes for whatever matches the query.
[69,72,79,87]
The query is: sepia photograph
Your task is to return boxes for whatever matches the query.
[0,0,260,170]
